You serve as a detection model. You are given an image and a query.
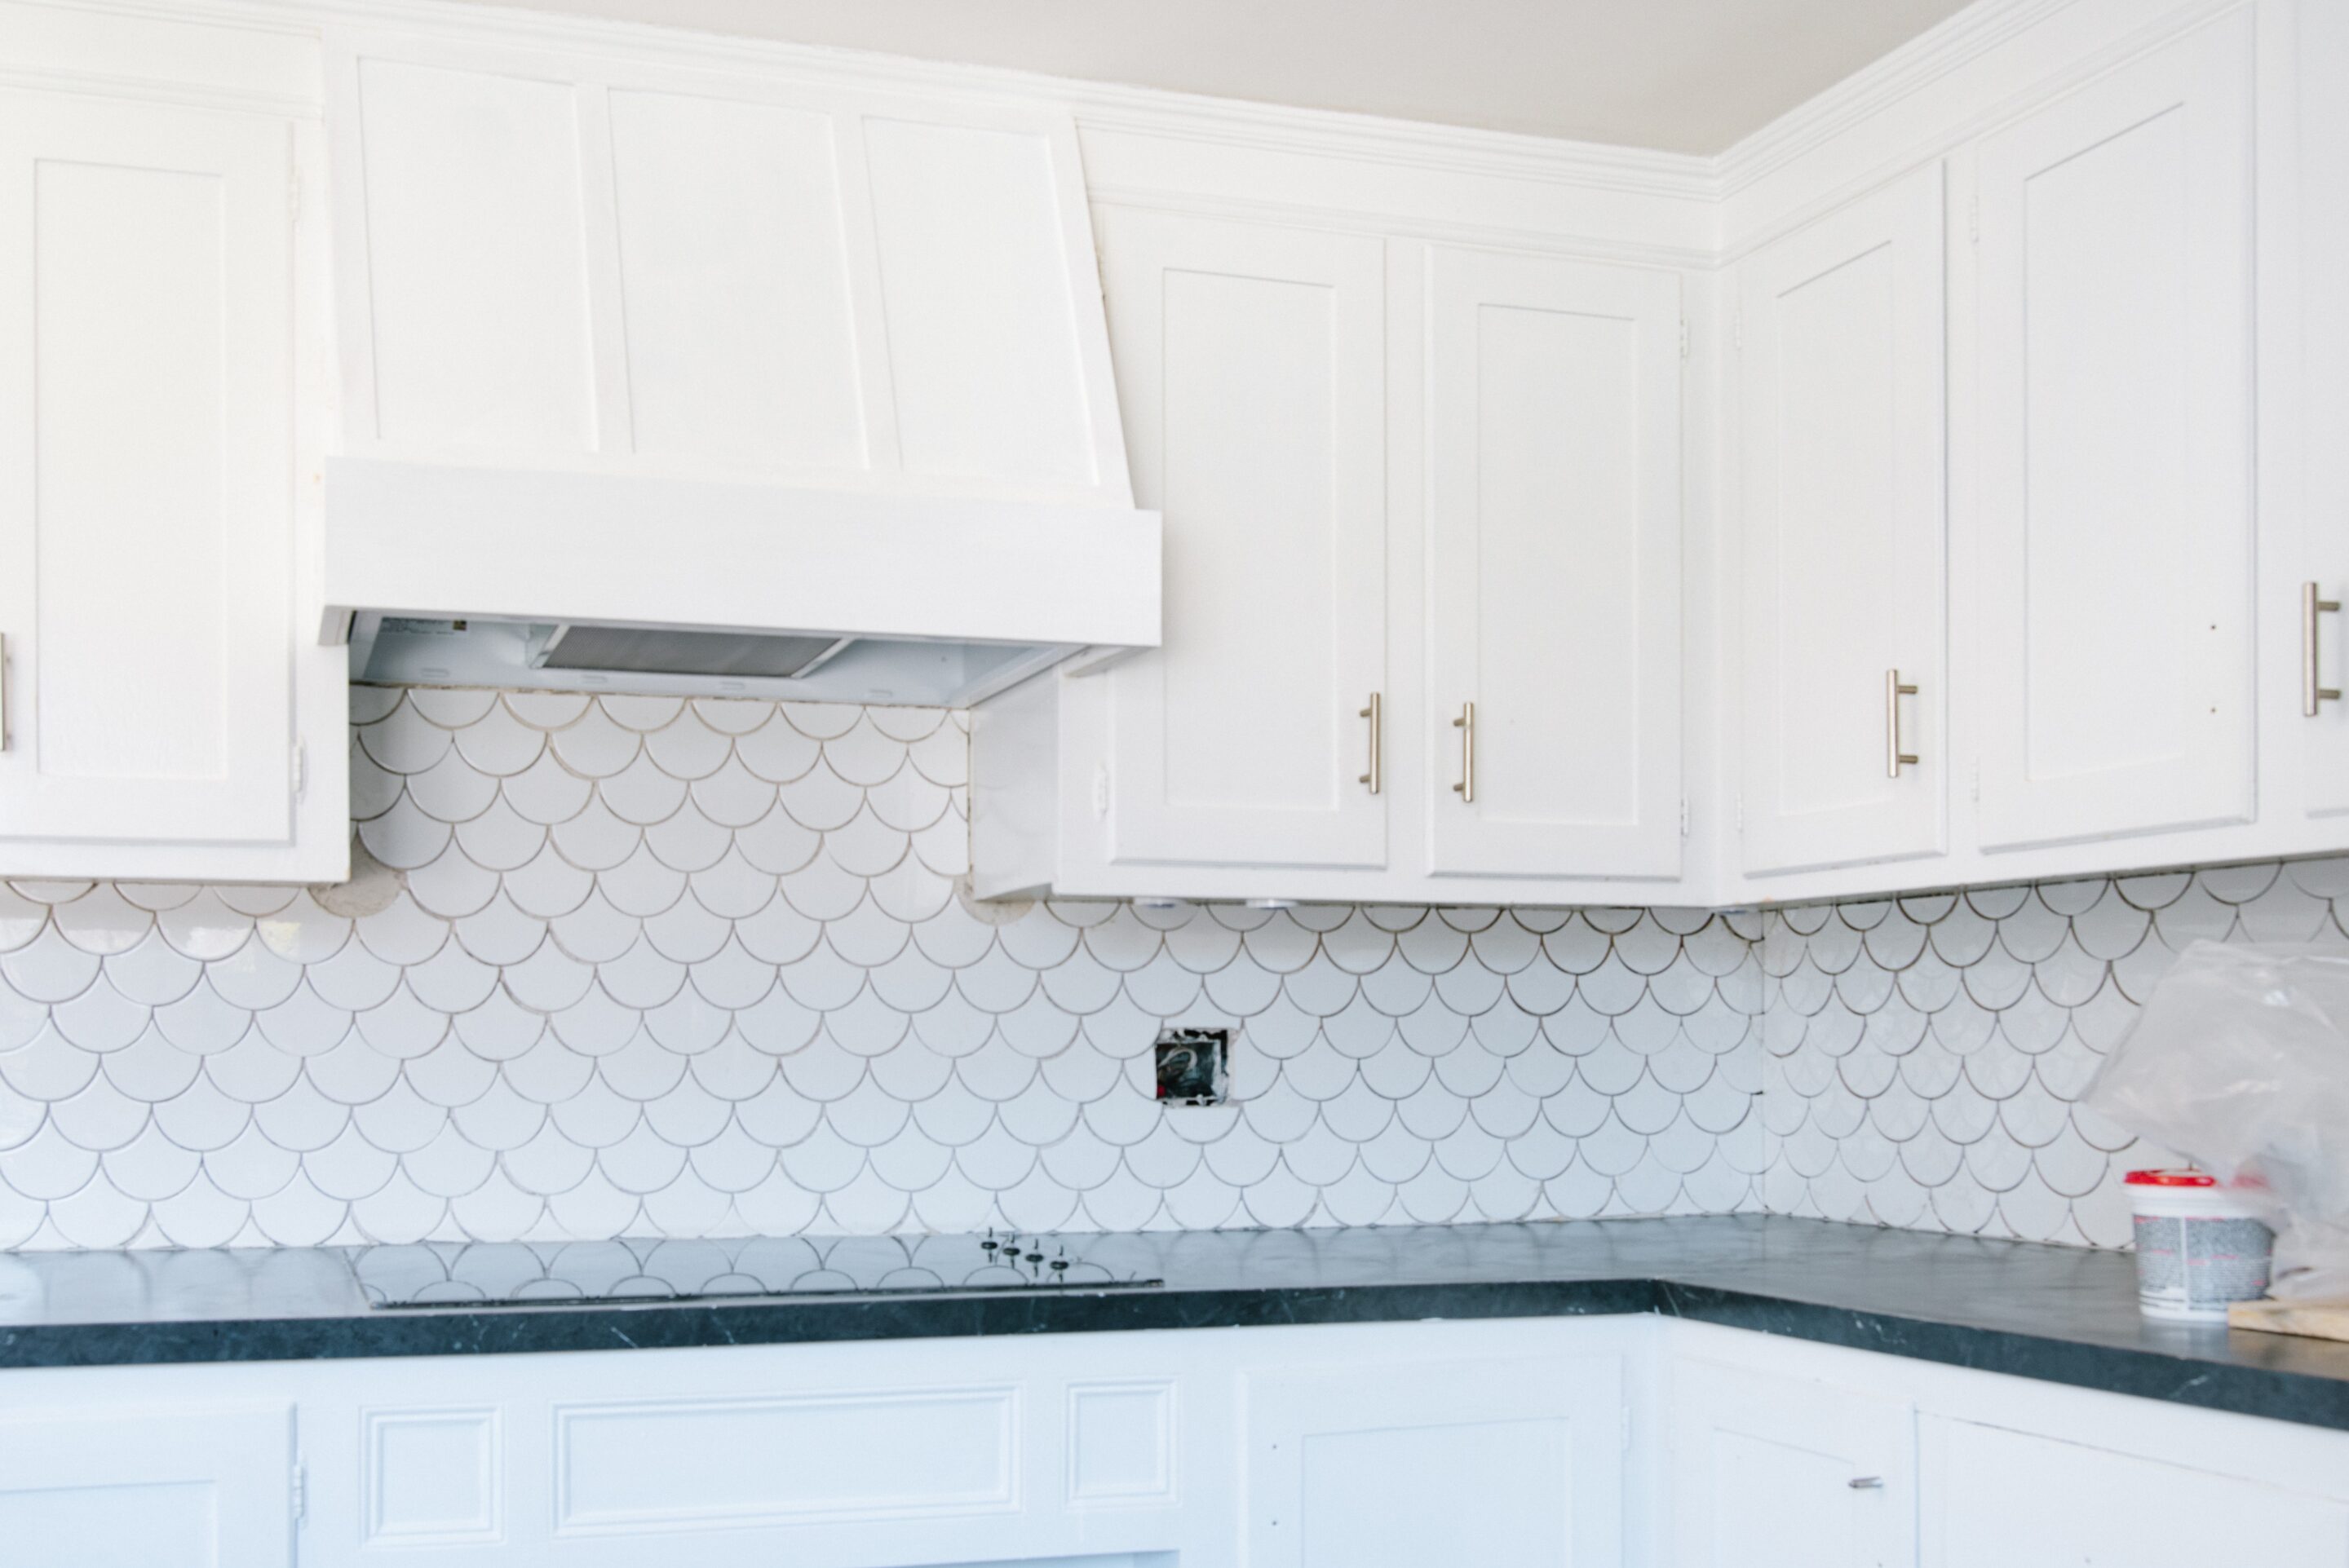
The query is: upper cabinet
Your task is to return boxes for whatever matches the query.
[1970,11,2257,854]
[1736,164,1946,878]
[1426,246,1683,881]
[326,31,1130,508]
[1095,209,1390,872]
[0,85,346,882]
[2299,0,2349,823]
[973,213,1695,904]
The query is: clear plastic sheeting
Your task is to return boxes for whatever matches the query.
[2086,941,2349,1299]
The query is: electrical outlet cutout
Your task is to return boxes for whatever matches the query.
[1153,1027,1230,1106]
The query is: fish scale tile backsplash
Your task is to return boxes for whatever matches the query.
[0,690,1768,1250]
[1758,859,2349,1248]
[0,686,2341,1252]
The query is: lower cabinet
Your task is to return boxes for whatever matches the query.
[1920,1416,2349,1567]
[1246,1352,1624,1567]
[1668,1358,1913,1568]
[13,1318,2349,1567]
[0,1402,294,1566]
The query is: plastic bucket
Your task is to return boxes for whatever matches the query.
[2126,1168,2273,1322]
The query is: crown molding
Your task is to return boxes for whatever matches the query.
[1716,0,2079,197]
[1086,186,1715,273]
[86,0,1717,203]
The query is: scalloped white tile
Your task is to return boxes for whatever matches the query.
[0,691,1772,1249]
[9,687,2325,1253]
[1756,864,2349,1249]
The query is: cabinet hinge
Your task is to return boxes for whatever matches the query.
[1679,797,1691,838]
[1621,1405,1633,1451]
[290,1460,307,1525]
[1731,309,1742,352]
[1970,760,1982,802]
[1090,762,1110,818]
[293,740,307,802]
[1736,794,1745,832]
[1678,318,1689,360]
[288,161,302,225]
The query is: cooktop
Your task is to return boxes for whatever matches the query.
[352,1232,1166,1310]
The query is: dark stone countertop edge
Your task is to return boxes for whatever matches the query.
[10,1274,2349,1435]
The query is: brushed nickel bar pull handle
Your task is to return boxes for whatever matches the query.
[1451,701,1475,803]
[1885,669,1919,778]
[1848,1476,1885,1491]
[2305,582,2342,718]
[1357,692,1382,795]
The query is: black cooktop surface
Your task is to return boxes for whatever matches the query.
[353,1232,1165,1309]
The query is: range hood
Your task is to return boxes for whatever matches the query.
[324,457,1160,708]
[317,30,1161,707]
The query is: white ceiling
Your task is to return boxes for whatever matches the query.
[443,0,1980,155]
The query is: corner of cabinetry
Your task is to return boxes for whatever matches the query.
[970,672,1060,899]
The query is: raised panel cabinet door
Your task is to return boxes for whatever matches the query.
[1919,1417,2349,1566]
[0,89,297,846]
[1427,246,1682,879]
[1099,208,1387,870]
[2301,0,2349,819]
[1670,1360,1916,1568]
[1245,1354,1623,1568]
[1740,165,1947,877]
[1972,11,2255,853]
[0,1403,293,1567]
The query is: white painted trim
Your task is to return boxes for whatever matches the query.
[61,0,1717,200]
[1718,0,2081,196]
[1086,186,1715,271]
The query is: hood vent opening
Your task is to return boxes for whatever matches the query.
[529,625,856,681]
[349,614,1073,708]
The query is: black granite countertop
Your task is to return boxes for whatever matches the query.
[7,1216,2349,1434]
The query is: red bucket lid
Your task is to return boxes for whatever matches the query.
[2126,1167,2265,1189]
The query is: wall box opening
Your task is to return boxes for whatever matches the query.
[1154,1028,1230,1106]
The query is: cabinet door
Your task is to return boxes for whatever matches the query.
[1972,11,2255,852]
[0,1403,292,1567]
[0,90,296,846]
[1099,208,1387,869]
[1670,1360,1915,1568]
[1245,1354,1622,1567]
[1920,1416,2349,1566]
[1739,166,1946,876]
[2302,0,2349,819]
[1427,246,1681,878]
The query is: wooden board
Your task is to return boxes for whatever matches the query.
[2227,1298,2349,1341]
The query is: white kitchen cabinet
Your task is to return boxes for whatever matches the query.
[327,30,1129,510]
[1426,245,1683,880]
[0,86,346,882]
[0,1402,293,1566]
[1970,9,2257,855]
[1095,207,1389,871]
[2299,0,2349,822]
[1668,1358,1914,1568]
[1244,1350,1625,1567]
[1919,1415,2349,1567]
[1736,165,1946,878]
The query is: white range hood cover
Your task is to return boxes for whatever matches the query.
[319,26,1160,706]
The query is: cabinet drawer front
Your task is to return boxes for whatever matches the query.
[1099,208,1388,871]
[0,89,294,847]
[1972,11,2256,852]
[1739,164,1948,877]
[1426,245,1682,880]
